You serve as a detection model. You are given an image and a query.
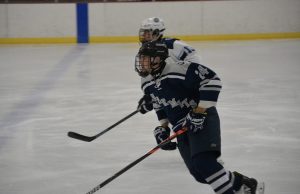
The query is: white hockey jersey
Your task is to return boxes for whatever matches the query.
[161,38,201,64]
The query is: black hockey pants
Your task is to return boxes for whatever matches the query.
[176,107,236,194]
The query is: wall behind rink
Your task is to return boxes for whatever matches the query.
[0,0,300,44]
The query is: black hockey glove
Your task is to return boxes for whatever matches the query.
[137,95,153,114]
[183,111,207,133]
[153,126,177,151]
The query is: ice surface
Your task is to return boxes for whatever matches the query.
[0,40,300,194]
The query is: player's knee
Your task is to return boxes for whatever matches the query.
[192,151,221,175]
[188,168,207,183]
[182,158,207,184]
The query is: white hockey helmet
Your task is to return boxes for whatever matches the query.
[139,17,166,43]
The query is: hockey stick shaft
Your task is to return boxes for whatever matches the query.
[68,110,139,142]
[85,128,187,194]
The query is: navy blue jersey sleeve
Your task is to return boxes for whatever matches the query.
[153,100,169,125]
[185,63,222,108]
[142,79,169,125]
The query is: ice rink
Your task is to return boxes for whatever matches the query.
[0,39,300,194]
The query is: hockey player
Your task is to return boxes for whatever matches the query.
[134,41,264,194]
[137,17,201,114]
[139,17,201,63]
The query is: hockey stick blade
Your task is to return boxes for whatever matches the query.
[67,110,139,142]
[68,131,96,142]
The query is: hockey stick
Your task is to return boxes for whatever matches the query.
[68,110,139,142]
[85,128,188,194]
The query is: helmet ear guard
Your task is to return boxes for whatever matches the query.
[152,29,163,40]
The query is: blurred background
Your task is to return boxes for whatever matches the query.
[1,0,299,44]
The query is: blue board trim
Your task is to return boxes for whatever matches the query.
[76,3,89,43]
